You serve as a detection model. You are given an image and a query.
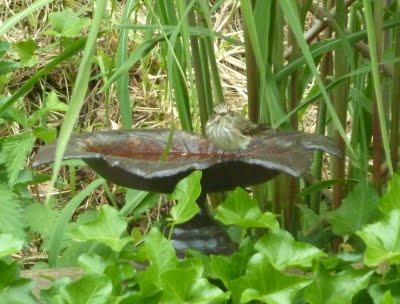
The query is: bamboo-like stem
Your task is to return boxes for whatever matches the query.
[272,2,285,219]
[273,2,286,104]
[116,0,135,129]
[199,37,214,116]
[244,0,259,123]
[188,8,209,133]
[382,0,392,170]
[391,2,400,172]
[198,0,225,107]
[311,0,333,213]
[284,4,301,232]
[348,3,369,179]
[176,0,197,111]
[311,42,332,213]
[331,0,347,208]
[372,0,384,192]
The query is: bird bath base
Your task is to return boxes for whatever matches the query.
[165,196,237,257]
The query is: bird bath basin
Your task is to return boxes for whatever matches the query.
[33,129,341,255]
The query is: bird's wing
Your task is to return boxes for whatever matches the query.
[231,114,269,135]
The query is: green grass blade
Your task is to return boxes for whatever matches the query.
[163,2,193,131]
[177,0,197,109]
[47,0,107,201]
[116,0,136,129]
[198,0,224,105]
[240,0,284,124]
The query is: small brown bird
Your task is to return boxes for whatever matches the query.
[205,103,268,151]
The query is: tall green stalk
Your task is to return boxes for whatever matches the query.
[272,2,286,104]
[243,1,259,123]
[391,2,400,171]
[188,7,209,132]
[372,0,383,192]
[364,0,393,192]
[116,0,135,129]
[198,0,224,106]
[176,0,197,111]
[311,43,332,212]
[331,0,348,208]
[271,2,285,218]
[285,22,301,232]
[151,0,193,131]
[199,36,214,116]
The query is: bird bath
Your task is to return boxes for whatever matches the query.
[33,129,341,255]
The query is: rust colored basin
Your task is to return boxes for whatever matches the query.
[33,129,340,193]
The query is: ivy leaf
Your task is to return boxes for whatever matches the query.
[119,189,155,218]
[0,278,36,304]
[136,228,178,296]
[379,174,400,214]
[104,262,136,295]
[369,281,400,304]
[69,205,132,252]
[48,9,91,37]
[169,171,201,225]
[210,250,252,288]
[229,253,312,304]
[303,264,373,304]
[61,274,112,304]
[255,229,326,270]
[78,253,110,274]
[0,261,35,303]
[0,234,24,258]
[0,132,34,185]
[380,291,396,304]
[136,265,164,298]
[161,267,229,304]
[0,184,26,239]
[327,181,380,235]
[144,227,177,271]
[215,188,278,229]
[40,277,71,303]
[357,210,400,266]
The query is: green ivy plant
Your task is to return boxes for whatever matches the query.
[1,170,400,303]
